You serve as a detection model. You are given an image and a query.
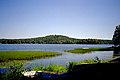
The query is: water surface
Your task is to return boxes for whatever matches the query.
[0,44,113,66]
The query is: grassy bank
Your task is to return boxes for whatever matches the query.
[0,58,110,79]
[32,57,109,73]
[64,47,114,54]
[0,51,60,62]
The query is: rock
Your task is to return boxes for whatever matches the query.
[22,70,61,79]
[22,71,36,78]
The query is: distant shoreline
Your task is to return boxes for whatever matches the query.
[0,35,112,44]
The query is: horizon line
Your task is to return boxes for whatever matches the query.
[0,34,112,40]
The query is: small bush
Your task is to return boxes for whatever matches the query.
[0,61,25,80]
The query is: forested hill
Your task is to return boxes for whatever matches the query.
[0,35,112,44]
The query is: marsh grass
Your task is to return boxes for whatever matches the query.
[64,47,114,54]
[0,51,60,62]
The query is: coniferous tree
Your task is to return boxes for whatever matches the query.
[112,25,120,54]
[112,25,120,47]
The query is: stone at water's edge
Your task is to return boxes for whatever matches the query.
[22,70,62,79]
[22,71,37,78]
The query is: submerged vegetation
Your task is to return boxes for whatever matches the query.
[0,51,60,62]
[64,47,114,54]
[0,35,112,44]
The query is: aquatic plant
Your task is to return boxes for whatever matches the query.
[64,47,113,54]
[0,51,60,62]
[33,64,67,73]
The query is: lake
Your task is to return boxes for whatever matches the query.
[0,44,113,67]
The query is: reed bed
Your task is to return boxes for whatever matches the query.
[64,47,113,54]
[0,51,60,62]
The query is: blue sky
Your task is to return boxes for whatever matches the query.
[0,0,120,39]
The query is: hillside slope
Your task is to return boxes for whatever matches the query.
[0,35,112,44]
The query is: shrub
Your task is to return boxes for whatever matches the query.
[0,61,25,80]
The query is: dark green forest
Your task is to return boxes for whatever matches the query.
[0,35,112,44]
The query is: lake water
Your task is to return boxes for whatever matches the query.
[0,44,113,67]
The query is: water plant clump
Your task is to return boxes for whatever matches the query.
[64,47,114,54]
[0,51,60,62]
[33,64,67,73]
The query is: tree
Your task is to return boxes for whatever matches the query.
[112,25,120,54]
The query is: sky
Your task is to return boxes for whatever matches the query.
[0,0,120,40]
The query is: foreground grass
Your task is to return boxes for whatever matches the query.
[0,58,109,72]
[64,47,114,54]
[0,60,26,68]
[0,58,110,79]
[0,61,25,80]
[33,64,67,73]
[32,58,109,73]
[0,51,60,62]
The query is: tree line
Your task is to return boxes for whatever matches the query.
[0,35,112,44]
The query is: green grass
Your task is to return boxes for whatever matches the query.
[68,59,109,65]
[32,58,109,73]
[0,61,25,80]
[0,58,110,80]
[0,51,60,62]
[33,64,67,73]
[0,60,26,68]
[64,47,114,54]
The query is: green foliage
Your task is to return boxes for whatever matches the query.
[0,35,112,44]
[32,65,45,71]
[0,61,25,80]
[67,62,77,72]
[67,58,109,72]
[112,25,120,46]
[44,64,67,73]
[0,51,60,62]
[0,58,110,80]
[32,58,109,73]
[112,25,120,54]
[0,60,25,68]
[64,48,92,53]
[33,64,67,73]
